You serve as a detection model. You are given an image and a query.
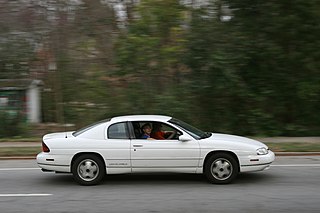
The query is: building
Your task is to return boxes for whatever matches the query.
[0,79,42,123]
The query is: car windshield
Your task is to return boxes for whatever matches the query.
[169,118,211,140]
[72,118,110,137]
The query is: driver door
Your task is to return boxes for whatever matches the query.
[130,122,200,173]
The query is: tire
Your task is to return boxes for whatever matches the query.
[204,153,239,184]
[72,154,105,186]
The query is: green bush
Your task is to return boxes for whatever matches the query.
[0,111,29,137]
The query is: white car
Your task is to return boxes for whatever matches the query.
[37,115,275,185]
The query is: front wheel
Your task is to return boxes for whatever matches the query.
[204,153,239,184]
[72,154,105,185]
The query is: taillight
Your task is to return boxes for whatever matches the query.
[42,142,50,153]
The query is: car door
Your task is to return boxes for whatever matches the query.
[103,122,131,174]
[130,121,200,173]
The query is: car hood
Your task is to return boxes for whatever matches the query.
[208,133,267,148]
[43,131,75,140]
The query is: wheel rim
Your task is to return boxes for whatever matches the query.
[210,158,233,181]
[77,159,99,182]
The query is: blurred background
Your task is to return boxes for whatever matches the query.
[0,0,319,138]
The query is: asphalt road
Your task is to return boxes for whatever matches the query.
[0,156,319,213]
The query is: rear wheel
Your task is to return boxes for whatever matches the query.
[204,153,238,184]
[72,154,105,185]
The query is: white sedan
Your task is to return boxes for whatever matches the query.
[37,115,275,185]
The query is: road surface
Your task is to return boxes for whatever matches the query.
[0,156,319,213]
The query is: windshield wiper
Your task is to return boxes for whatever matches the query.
[200,132,212,139]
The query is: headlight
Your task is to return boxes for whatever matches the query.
[256,147,268,155]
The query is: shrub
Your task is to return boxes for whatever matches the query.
[0,111,29,137]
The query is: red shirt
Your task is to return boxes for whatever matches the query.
[151,131,166,140]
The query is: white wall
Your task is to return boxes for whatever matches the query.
[26,81,41,123]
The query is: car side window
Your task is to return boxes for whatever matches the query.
[108,122,129,139]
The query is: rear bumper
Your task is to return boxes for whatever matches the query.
[36,152,71,173]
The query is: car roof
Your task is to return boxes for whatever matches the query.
[110,115,172,123]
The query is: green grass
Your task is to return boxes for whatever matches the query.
[266,142,320,152]
[0,137,41,142]
[0,142,319,157]
[0,147,41,157]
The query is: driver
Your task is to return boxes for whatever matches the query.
[151,123,176,140]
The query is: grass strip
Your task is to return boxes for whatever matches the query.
[0,147,41,157]
[0,137,41,142]
[265,142,320,152]
[0,142,319,157]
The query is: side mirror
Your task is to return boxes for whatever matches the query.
[179,135,191,142]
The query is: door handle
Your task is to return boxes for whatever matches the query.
[133,144,143,147]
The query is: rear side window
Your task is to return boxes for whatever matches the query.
[108,122,129,139]
[73,118,110,137]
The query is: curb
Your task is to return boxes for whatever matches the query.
[0,156,36,160]
[1,152,320,160]
[275,152,320,156]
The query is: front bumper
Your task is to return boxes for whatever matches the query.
[240,150,275,172]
